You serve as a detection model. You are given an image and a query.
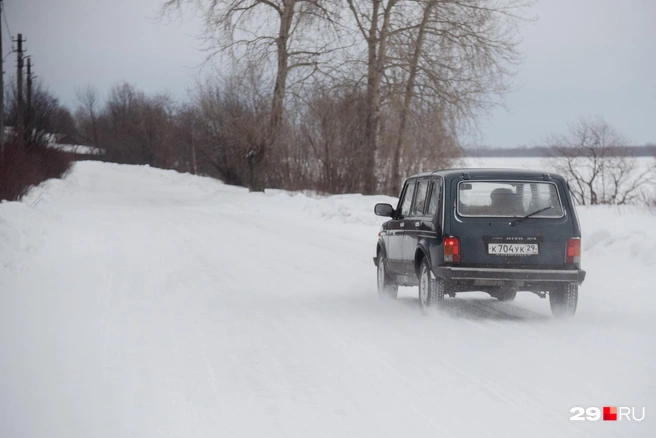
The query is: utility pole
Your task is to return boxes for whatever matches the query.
[0,0,5,157]
[16,33,25,145]
[26,57,32,144]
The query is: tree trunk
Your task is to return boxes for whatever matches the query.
[250,0,296,192]
[191,134,198,175]
[362,0,381,195]
[391,0,435,193]
[91,113,99,148]
[363,0,396,195]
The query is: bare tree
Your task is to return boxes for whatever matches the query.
[161,0,338,190]
[300,85,369,193]
[190,71,270,186]
[96,82,176,167]
[5,79,76,147]
[157,0,527,194]
[395,103,460,178]
[342,0,527,193]
[103,82,144,163]
[545,117,656,205]
[388,0,526,192]
[75,86,100,147]
[172,104,200,174]
[389,0,437,192]
[344,0,401,193]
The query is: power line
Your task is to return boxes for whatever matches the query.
[1,1,11,36]
[1,1,14,52]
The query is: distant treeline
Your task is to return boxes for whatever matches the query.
[464,145,656,158]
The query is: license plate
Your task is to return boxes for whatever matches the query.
[488,243,538,256]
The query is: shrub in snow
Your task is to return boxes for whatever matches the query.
[0,141,73,201]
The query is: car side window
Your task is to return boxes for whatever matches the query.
[427,179,441,217]
[411,180,429,216]
[400,181,416,217]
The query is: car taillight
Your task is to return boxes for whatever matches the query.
[565,238,581,265]
[444,237,461,263]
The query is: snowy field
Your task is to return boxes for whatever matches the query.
[1,159,655,437]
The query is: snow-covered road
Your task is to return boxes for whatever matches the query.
[1,162,654,437]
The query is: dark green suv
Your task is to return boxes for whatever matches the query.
[374,169,586,317]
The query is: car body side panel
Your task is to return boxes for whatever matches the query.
[386,219,405,272]
[386,180,413,274]
[404,216,437,275]
[401,178,429,275]
[402,177,444,277]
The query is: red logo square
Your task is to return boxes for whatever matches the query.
[603,406,617,421]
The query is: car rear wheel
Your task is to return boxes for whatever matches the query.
[418,259,444,313]
[377,253,398,299]
[549,283,578,318]
[495,288,517,302]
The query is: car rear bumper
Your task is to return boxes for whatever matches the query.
[435,266,586,283]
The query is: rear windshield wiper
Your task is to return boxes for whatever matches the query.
[510,206,553,226]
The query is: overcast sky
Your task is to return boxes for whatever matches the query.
[4,0,656,147]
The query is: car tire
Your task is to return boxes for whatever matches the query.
[495,289,517,302]
[377,253,398,300]
[549,283,578,318]
[418,259,444,313]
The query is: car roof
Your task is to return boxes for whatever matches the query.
[407,168,563,181]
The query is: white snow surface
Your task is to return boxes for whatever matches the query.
[49,143,104,155]
[1,160,655,437]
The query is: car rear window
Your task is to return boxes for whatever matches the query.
[457,181,564,218]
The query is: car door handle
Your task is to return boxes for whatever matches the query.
[400,222,405,228]
[415,222,420,228]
